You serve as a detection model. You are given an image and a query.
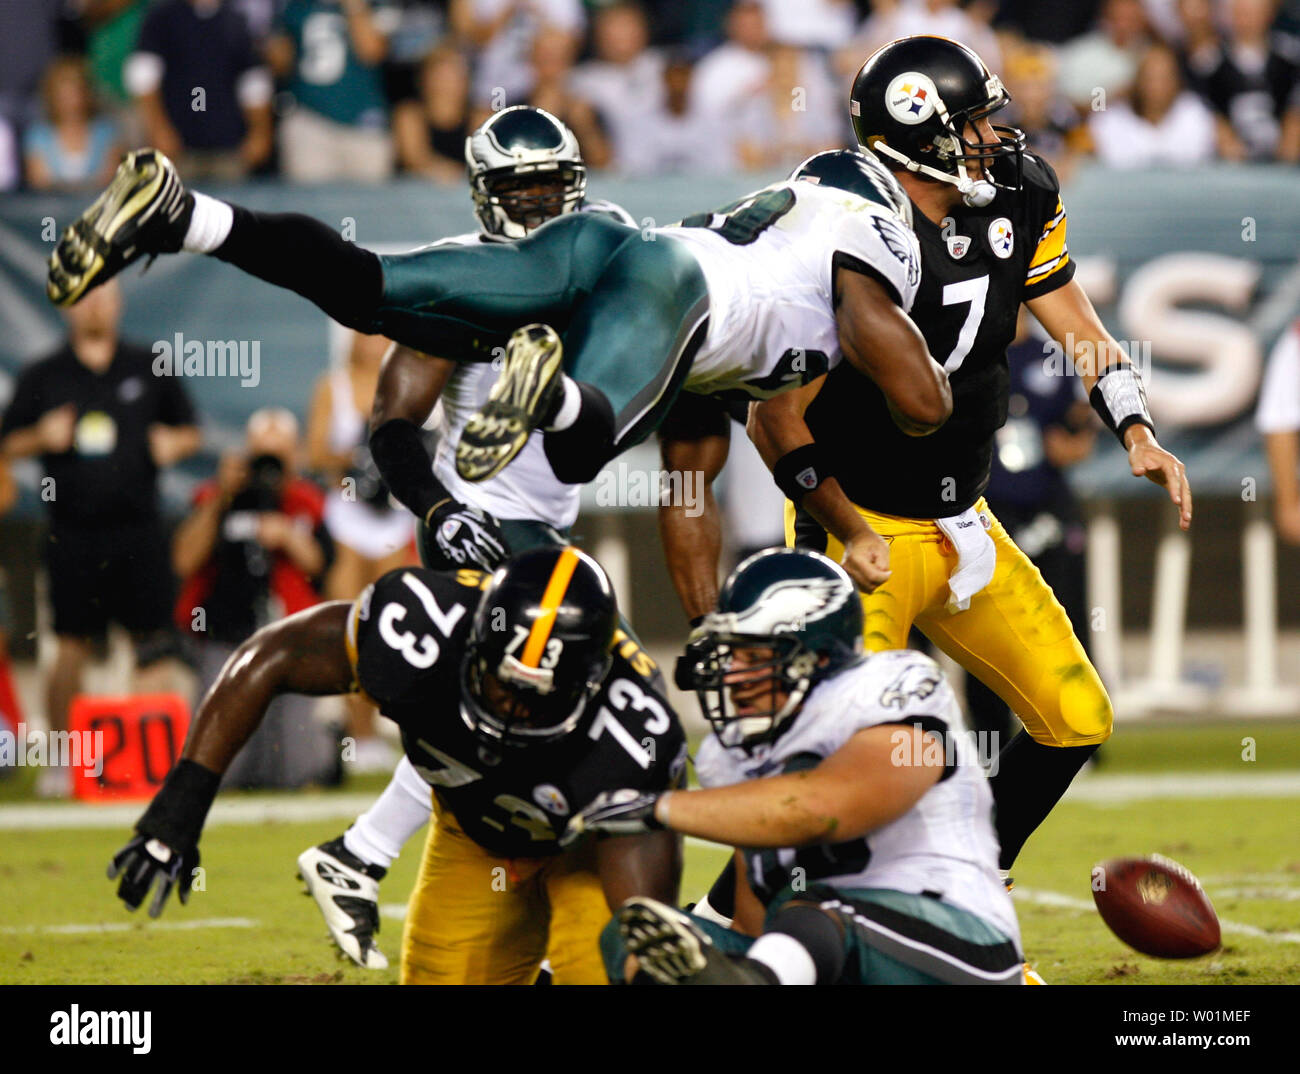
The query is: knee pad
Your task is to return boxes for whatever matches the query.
[1048,660,1113,746]
[765,901,847,985]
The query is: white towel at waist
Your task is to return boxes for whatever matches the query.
[934,507,996,613]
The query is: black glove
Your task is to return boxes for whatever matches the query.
[561,789,664,847]
[107,758,220,917]
[107,834,200,918]
[423,500,509,571]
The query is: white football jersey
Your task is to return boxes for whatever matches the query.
[695,648,1021,950]
[658,179,922,400]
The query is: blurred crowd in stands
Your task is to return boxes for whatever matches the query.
[2,0,1300,193]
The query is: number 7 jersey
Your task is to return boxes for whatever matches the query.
[659,178,922,402]
[344,566,688,858]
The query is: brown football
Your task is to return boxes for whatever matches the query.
[1091,855,1221,958]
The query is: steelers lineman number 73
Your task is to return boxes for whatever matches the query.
[378,572,467,668]
[941,275,989,373]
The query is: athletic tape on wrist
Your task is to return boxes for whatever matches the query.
[1089,366,1154,445]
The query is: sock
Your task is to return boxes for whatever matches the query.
[747,933,817,985]
[691,894,734,928]
[343,754,434,869]
[212,205,384,330]
[704,858,737,919]
[989,731,1100,870]
[541,382,615,483]
[182,192,233,253]
[544,376,582,431]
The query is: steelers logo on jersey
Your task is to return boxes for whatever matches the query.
[885,72,938,125]
[988,217,1015,259]
[533,783,570,816]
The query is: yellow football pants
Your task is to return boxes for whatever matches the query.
[786,497,1112,748]
[400,805,610,985]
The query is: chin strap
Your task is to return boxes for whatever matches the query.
[871,139,997,208]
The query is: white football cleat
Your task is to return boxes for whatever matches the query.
[297,835,389,970]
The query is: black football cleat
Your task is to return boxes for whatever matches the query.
[619,897,777,985]
[47,148,192,307]
[456,323,564,482]
[297,835,389,970]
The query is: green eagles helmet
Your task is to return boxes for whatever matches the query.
[790,148,914,229]
[678,548,864,751]
[466,105,587,239]
[460,546,615,751]
[849,34,1024,208]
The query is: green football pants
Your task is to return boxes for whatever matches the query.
[377,213,710,450]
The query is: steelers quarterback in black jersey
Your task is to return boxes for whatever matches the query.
[104,546,685,984]
[750,36,1192,874]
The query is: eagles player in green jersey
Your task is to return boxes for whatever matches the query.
[751,35,1192,875]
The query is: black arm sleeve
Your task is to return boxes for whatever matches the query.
[213,206,385,331]
[368,417,452,520]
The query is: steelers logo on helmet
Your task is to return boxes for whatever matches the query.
[885,72,938,125]
[988,217,1014,258]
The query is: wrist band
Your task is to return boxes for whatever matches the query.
[137,759,222,851]
[369,418,450,519]
[1089,365,1155,446]
[773,443,832,505]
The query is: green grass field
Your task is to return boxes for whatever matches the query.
[2,720,1297,985]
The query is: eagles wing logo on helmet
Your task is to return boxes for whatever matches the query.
[728,576,852,635]
[466,106,587,240]
[880,659,942,709]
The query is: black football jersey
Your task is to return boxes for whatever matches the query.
[346,566,687,858]
[801,153,1074,522]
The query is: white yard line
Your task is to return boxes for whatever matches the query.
[1062,771,1300,802]
[0,772,1297,833]
[1013,886,1300,945]
[0,917,259,936]
[0,793,381,831]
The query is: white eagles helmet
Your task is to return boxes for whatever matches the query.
[466,106,587,240]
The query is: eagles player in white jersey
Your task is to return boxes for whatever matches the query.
[295,106,654,972]
[47,126,951,494]
[565,548,1025,986]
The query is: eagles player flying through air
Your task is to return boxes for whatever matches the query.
[107,547,686,985]
[47,122,952,493]
[745,35,1193,878]
[566,548,1024,986]
[297,106,655,971]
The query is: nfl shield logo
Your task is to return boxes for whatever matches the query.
[946,234,971,259]
[796,466,818,490]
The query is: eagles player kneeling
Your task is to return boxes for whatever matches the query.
[567,548,1023,986]
[106,547,686,984]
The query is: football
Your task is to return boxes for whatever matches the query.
[1092,855,1221,959]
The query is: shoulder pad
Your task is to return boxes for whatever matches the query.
[581,198,637,227]
[833,202,923,311]
[347,568,480,705]
[1020,151,1062,197]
